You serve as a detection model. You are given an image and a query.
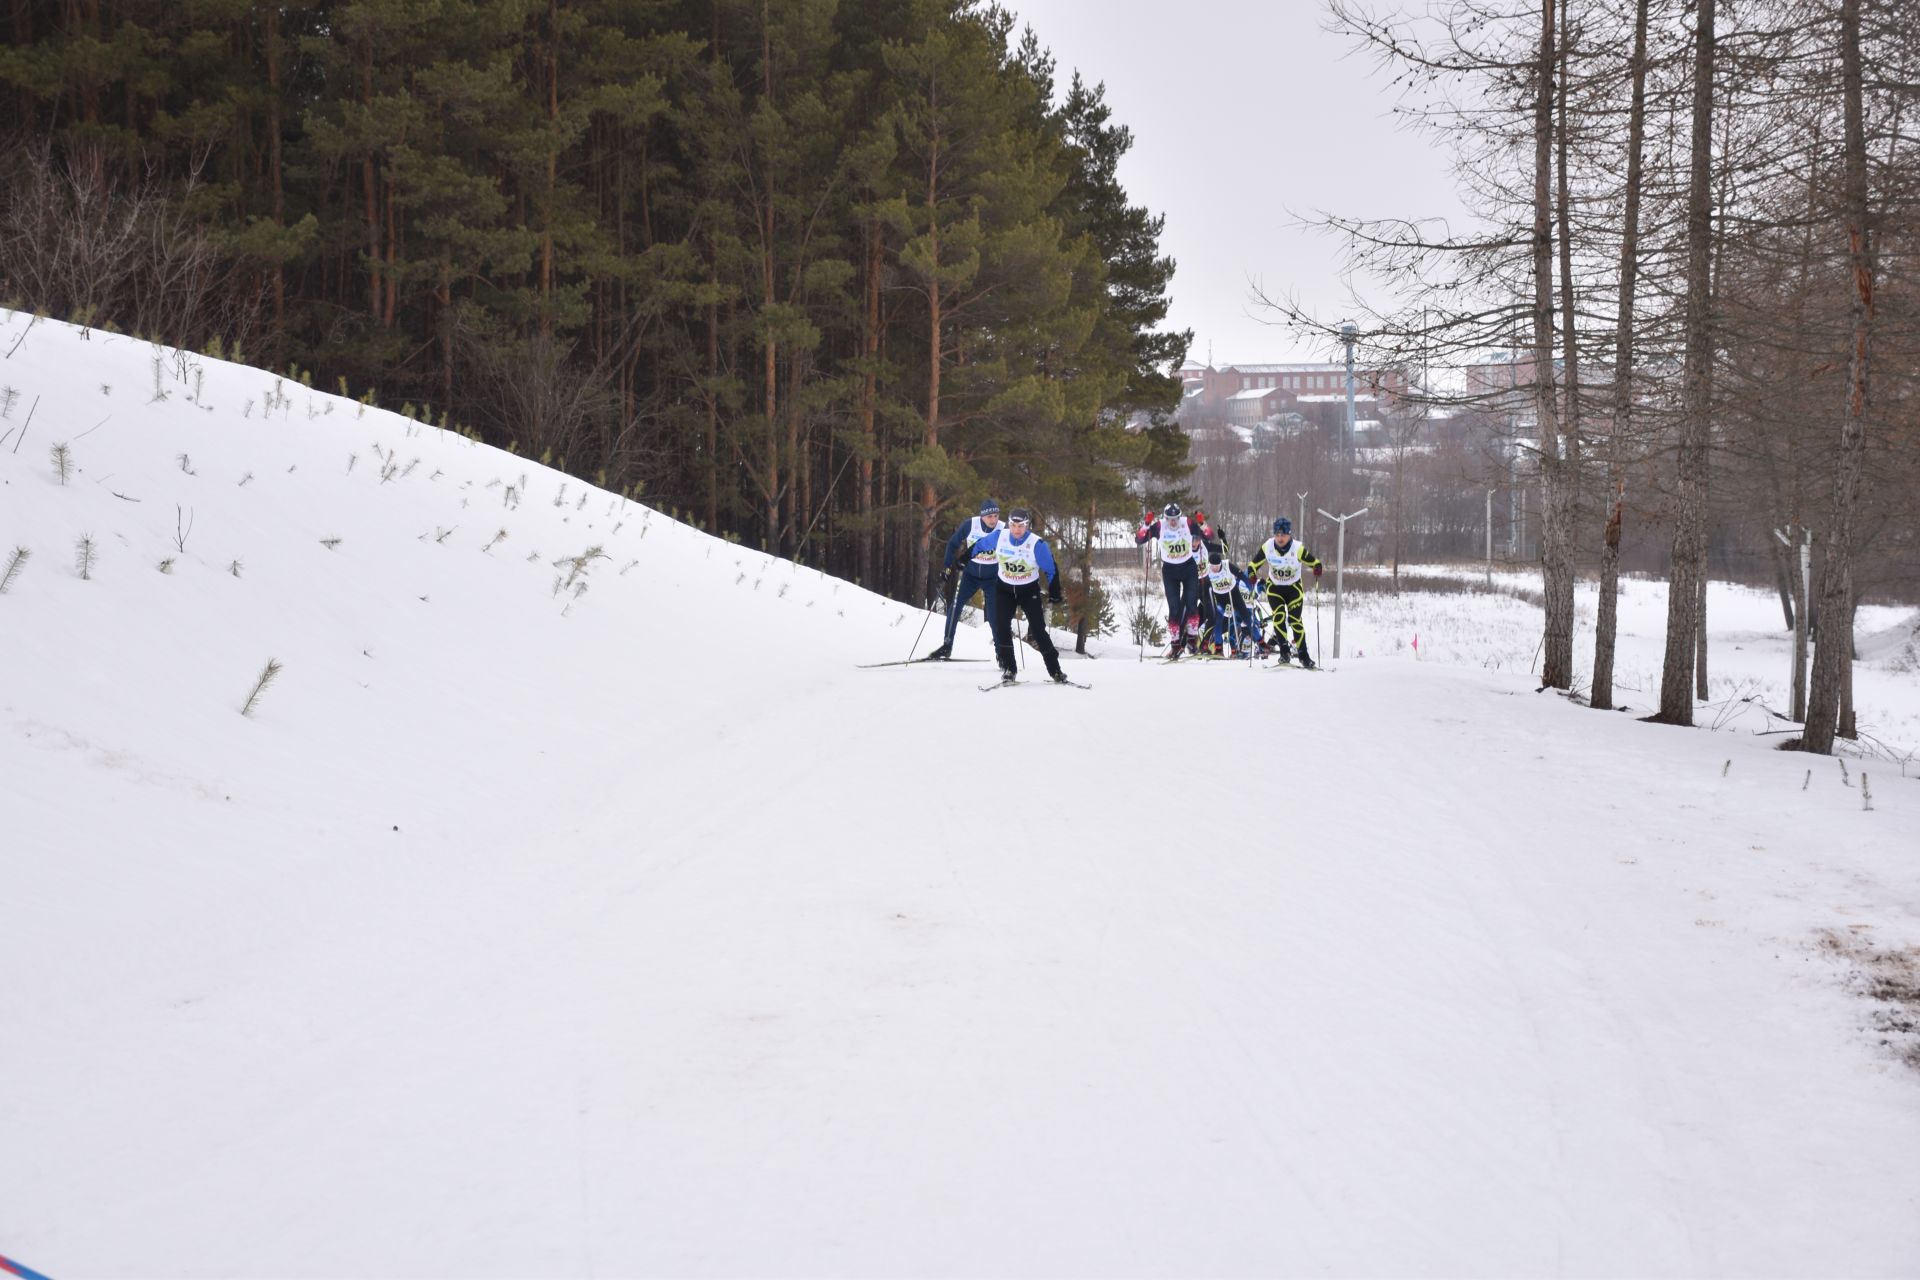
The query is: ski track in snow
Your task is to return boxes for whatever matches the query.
[2,311,1919,1277]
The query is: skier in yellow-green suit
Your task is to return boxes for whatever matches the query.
[1246,516,1324,668]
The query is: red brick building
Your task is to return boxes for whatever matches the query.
[1176,359,1409,429]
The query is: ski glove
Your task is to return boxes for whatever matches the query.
[1048,586,1064,605]
[1312,565,1323,578]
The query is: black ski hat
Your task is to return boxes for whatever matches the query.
[1008,507,1031,524]
[1164,501,1182,519]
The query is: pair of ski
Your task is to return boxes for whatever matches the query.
[979,675,1092,692]
[854,655,990,669]
[1159,654,1333,673]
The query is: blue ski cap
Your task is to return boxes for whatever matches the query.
[980,498,1000,515]
[1163,501,1182,519]
[1273,516,1293,535]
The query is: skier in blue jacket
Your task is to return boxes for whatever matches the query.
[1202,550,1261,657]
[967,508,1068,684]
[926,498,1001,660]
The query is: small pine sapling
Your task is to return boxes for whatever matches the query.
[320,537,342,551]
[240,658,283,717]
[229,559,243,578]
[74,534,97,580]
[482,529,508,554]
[177,453,196,475]
[158,558,175,574]
[50,442,71,484]
[0,546,29,593]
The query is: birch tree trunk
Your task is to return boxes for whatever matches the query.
[1801,0,1872,754]
[1590,0,1648,713]
[1531,0,1576,692]
[1655,0,1716,725]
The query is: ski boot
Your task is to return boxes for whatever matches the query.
[1274,644,1293,665]
[1048,667,1070,684]
[925,643,952,661]
[1297,649,1316,670]
[998,668,1018,686]
[1165,635,1184,661]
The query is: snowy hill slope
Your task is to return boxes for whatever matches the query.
[3,310,1919,1277]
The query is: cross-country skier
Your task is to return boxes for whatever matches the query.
[1203,550,1260,657]
[926,498,1001,660]
[1246,516,1324,667]
[1135,501,1216,659]
[968,507,1068,684]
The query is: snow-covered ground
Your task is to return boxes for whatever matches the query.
[4,311,1919,1277]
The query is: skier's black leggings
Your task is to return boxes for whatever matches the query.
[991,581,1062,677]
[1265,583,1308,653]
[1161,559,1202,631]
[1211,589,1256,649]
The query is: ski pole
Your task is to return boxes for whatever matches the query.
[1138,529,1149,663]
[907,577,939,662]
[1314,578,1323,664]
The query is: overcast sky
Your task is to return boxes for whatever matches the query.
[1005,0,1467,367]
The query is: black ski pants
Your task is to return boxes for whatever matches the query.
[1210,588,1257,650]
[1264,582,1309,656]
[1161,559,1202,633]
[943,567,997,648]
[991,580,1062,677]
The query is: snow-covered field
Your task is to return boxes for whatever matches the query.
[4,311,1919,1277]
[1107,555,1920,765]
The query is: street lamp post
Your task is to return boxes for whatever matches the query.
[1316,505,1369,660]
[1341,321,1358,485]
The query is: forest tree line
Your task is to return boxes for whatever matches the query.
[0,0,1192,613]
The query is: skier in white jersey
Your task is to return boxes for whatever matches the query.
[1245,516,1324,667]
[1134,501,1216,659]
[968,508,1068,684]
[1202,550,1260,657]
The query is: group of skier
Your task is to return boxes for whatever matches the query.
[1135,501,1324,666]
[923,496,1324,681]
